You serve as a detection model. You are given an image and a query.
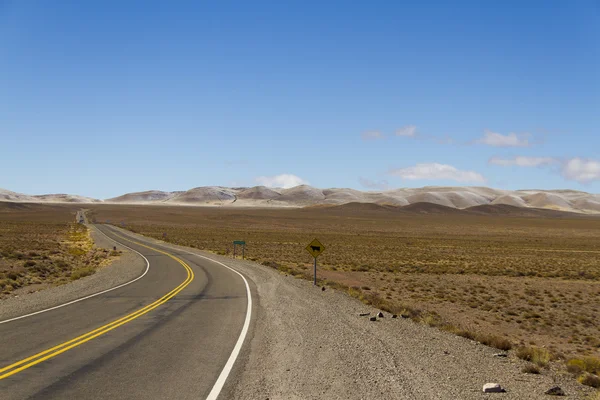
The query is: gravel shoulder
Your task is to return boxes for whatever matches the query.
[106,226,595,400]
[0,225,146,322]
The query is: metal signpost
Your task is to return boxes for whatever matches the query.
[233,240,246,259]
[305,238,326,285]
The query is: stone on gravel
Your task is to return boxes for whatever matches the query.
[377,312,384,318]
[494,353,508,358]
[544,386,565,396]
[369,316,377,321]
[483,383,505,393]
[359,312,370,317]
[392,314,398,318]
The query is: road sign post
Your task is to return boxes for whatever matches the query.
[233,240,246,259]
[305,238,325,285]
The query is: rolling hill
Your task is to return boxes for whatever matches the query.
[1,185,599,215]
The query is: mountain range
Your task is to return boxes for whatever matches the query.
[1,186,599,214]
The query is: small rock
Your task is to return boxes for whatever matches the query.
[359,312,370,317]
[494,353,508,358]
[392,314,398,318]
[321,286,325,291]
[483,383,505,393]
[544,386,565,396]
[443,350,450,355]
[369,316,377,321]
[377,312,384,318]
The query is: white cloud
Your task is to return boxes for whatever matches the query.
[561,158,600,183]
[388,163,486,183]
[359,177,390,190]
[255,174,308,188]
[489,156,558,167]
[476,130,530,147]
[396,125,417,137]
[361,131,385,140]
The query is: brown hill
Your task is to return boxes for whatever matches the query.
[401,202,468,214]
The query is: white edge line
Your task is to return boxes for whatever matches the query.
[189,252,252,400]
[93,227,252,400]
[0,225,150,325]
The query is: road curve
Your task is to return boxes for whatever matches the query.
[0,225,251,400]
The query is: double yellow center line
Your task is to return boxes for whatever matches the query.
[0,232,194,380]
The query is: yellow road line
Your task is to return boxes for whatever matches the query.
[0,230,194,380]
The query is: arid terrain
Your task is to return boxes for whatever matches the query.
[86,202,600,386]
[3,185,600,214]
[0,203,119,298]
[2,200,599,390]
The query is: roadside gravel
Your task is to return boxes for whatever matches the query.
[0,225,146,322]
[106,226,594,400]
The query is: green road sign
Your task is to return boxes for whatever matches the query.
[233,240,245,245]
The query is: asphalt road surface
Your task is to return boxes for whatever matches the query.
[0,225,251,400]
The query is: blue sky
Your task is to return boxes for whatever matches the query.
[1,0,598,199]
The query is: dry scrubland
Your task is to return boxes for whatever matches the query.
[87,203,600,386]
[0,203,119,298]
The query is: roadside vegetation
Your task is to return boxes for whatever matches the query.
[87,203,600,387]
[0,203,120,298]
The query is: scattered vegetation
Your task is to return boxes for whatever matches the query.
[521,364,541,374]
[578,373,600,389]
[87,203,600,374]
[516,346,552,367]
[0,203,120,297]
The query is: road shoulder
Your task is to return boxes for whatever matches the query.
[104,226,594,400]
[0,225,146,322]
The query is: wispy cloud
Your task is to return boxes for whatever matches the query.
[361,131,385,140]
[359,177,390,190]
[561,158,600,184]
[395,125,417,137]
[255,174,308,189]
[489,156,558,167]
[476,130,530,147]
[388,163,486,183]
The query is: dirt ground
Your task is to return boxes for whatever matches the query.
[85,203,600,363]
[0,203,119,297]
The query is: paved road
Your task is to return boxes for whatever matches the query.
[0,225,251,399]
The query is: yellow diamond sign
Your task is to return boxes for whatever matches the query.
[305,238,325,258]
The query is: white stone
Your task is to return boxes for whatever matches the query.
[483,383,505,393]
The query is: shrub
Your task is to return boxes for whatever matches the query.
[68,247,87,257]
[522,364,540,374]
[567,357,600,375]
[578,373,600,388]
[516,346,551,367]
[479,334,513,351]
[24,260,37,267]
[70,267,95,281]
[442,326,512,350]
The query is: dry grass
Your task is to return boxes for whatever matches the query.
[522,364,541,374]
[0,203,119,297]
[86,204,600,363]
[516,346,552,367]
[578,373,600,389]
